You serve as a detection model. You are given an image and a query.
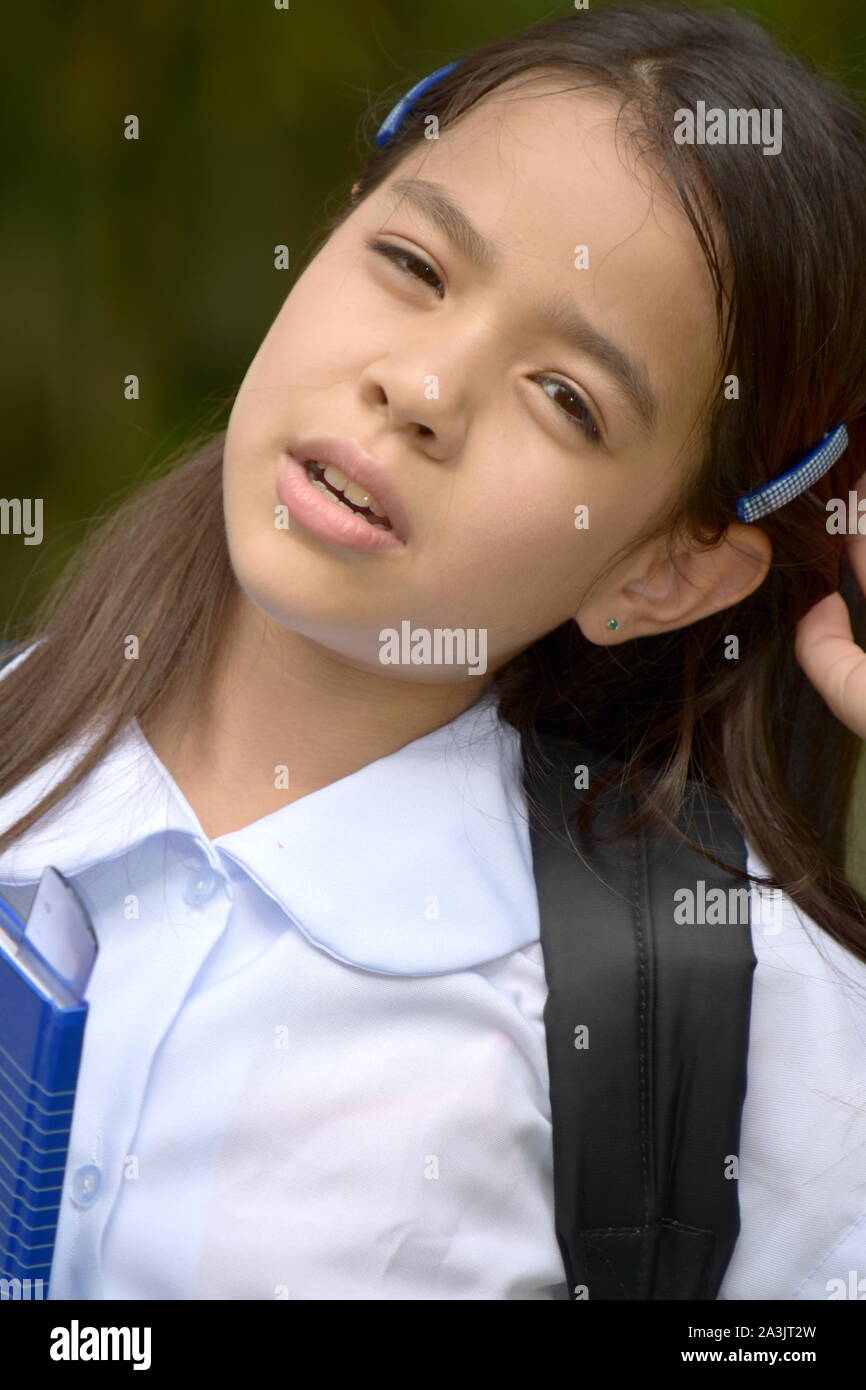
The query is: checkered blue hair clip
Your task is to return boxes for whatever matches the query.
[375,61,461,148]
[736,423,849,524]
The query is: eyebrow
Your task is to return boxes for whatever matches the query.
[384,176,659,434]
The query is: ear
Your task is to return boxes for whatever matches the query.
[574,522,773,643]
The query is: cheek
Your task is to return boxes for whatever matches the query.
[430,487,593,622]
[280,250,371,356]
[238,268,350,405]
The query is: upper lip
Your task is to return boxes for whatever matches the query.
[290,436,409,542]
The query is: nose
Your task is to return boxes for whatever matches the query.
[359,372,460,460]
[359,302,501,459]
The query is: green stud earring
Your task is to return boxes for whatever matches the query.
[606,617,619,630]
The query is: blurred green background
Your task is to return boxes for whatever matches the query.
[3,0,866,878]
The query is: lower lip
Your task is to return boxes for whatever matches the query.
[275,454,405,554]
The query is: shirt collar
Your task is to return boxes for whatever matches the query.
[0,688,540,976]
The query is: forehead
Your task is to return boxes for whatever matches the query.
[378,74,720,434]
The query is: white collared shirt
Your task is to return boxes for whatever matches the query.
[1,644,865,1300]
[0,648,567,1300]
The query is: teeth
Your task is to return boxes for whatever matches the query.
[322,463,351,490]
[306,461,392,529]
[309,477,359,515]
[315,462,388,518]
[344,480,378,509]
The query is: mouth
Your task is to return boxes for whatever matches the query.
[276,444,407,555]
[303,460,393,530]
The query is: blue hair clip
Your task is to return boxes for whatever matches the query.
[375,61,461,148]
[736,423,849,524]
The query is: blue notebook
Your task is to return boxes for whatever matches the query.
[0,866,98,1297]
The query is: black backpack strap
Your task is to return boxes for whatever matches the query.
[523,731,756,1300]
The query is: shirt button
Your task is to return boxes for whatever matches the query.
[184,864,219,907]
[69,1164,102,1208]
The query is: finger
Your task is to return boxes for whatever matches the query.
[794,590,852,670]
[794,591,866,738]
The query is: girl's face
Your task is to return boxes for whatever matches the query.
[222,76,723,686]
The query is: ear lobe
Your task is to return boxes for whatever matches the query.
[572,527,772,645]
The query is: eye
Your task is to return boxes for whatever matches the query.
[365,236,445,298]
[533,376,602,447]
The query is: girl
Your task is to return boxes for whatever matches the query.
[2,2,866,1301]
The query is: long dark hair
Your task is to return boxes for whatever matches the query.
[3,2,866,961]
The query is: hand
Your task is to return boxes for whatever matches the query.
[794,479,866,739]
